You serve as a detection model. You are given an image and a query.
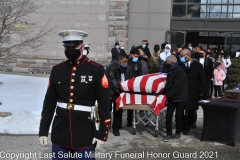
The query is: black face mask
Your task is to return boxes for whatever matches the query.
[199,53,204,58]
[138,56,143,61]
[65,49,81,63]
[165,63,172,70]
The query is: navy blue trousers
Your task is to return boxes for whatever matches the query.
[52,144,94,160]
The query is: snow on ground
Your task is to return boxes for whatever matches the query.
[0,74,205,135]
[0,74,48,134]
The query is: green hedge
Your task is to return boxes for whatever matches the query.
[226,56,240,89]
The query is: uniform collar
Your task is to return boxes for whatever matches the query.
[67,54,87,66]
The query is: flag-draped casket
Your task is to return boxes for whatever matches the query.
[116,73,167,114]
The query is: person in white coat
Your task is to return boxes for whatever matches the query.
[158,44,171,73]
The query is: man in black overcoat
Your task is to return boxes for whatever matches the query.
[163,55,188,142]
[106,54,129,136]
[111,42,127,62]
[198,49,214,99]
[179,49,206,135]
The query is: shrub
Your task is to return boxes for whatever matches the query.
[226,56,240,89]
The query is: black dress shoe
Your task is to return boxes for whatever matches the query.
[174,134,181,139]
[191,123,197,129]
[163,135,172,142]
[183,130,189,135]
[113,129,120,136]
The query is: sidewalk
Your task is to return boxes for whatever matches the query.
[1,109,240,160]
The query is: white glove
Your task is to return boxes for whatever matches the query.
[83,49,87,55]
[92,138,105,149]
[39,136,48,147]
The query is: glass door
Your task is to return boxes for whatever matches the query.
[165,31,186,48]
[225,33,240,59]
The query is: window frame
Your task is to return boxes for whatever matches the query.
[172,0,240,18]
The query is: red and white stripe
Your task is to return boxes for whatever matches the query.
[120,73,167,94]
[116,92,167,114]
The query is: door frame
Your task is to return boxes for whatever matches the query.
[165,31,186,47]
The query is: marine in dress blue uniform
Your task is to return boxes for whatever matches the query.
[38,30,111,160]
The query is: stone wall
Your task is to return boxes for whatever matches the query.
[0,0,171,73]
[108,0,129,56]
[0,56,63,73]
[0,0,111,73]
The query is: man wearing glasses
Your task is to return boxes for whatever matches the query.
[179,49,206,135]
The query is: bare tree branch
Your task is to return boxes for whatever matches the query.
[0,0,54,58]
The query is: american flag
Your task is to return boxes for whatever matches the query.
[120,73,166,94]
[116,73,167,114]
[116,93,166,114]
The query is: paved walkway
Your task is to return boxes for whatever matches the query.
[0,109,240,160]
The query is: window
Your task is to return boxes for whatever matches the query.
[188,0,201,3]
[173,0,186,3]
[173,5,186,17]
[172,0,240,18]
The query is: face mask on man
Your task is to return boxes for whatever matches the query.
[116,45,120,49]
[119,61,127,68]
[132,57,138,62]
[142,44,146,49]
[164,63,172,70]
[199,53,204,58]
[180,56,186,63]
[65,49,81,63]
[121,47,124,49]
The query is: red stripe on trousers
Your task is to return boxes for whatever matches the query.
[68,110,73,148]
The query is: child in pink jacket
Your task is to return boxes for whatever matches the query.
[214,62,226,98]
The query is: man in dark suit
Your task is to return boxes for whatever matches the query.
[198,49,214,99]
[179,49,206,135]
[186,49,214,129]
[111,42,127,62]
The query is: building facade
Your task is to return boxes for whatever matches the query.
[170,0,240,58]
[0,0,239,73]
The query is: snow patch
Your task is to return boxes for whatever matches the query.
[0,110,41,134]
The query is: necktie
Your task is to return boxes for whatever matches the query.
[187,63,189,68]
[117,49,120,53]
